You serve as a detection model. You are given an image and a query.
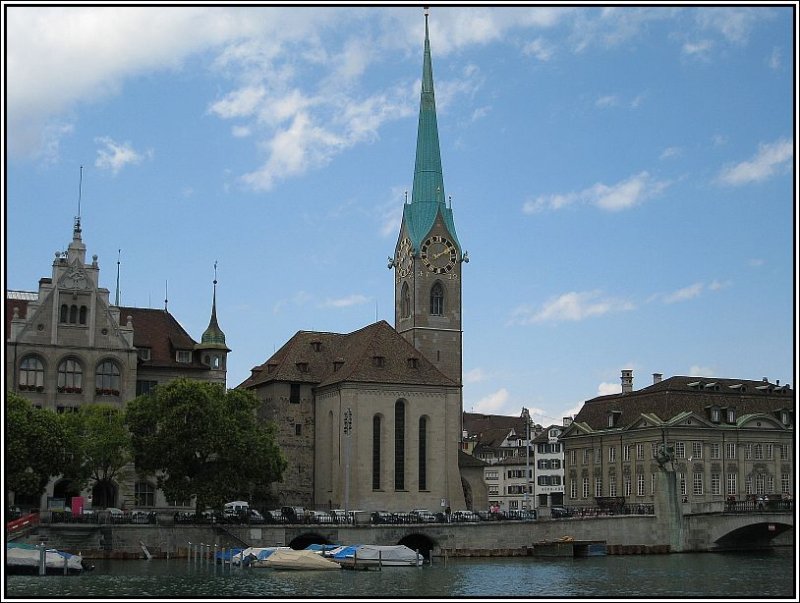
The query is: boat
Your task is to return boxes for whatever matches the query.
[263,548,341,571]
[6,543,93,575]
[334,544,424,568]
[232,546,291,567]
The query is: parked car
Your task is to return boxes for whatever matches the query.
[248,509,265,524]
[409,509,437,523]
[307,510,333,524]
[550,506,573,518]
[264,509,284,524]
[452,510,480,523]
[329,509,348,524]
[370,510,393,524]
[130,510,155,524]
[281,506,306,523]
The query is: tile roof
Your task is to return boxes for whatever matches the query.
[238,320,457,390]
[119,306,206,370]
[572,375,794,431]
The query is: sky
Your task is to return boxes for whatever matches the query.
[3,2,797,427]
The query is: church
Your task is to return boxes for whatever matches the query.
[238,10,470,513]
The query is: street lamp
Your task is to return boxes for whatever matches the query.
[343,408,353,518]
[522,407,531,511]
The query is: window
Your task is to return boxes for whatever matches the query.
[781,473,790,494]
[765,444,773,460]
[711,473,721,495]
[595,448,601,464]
[744,444,752,460]
[636,443,644,460]
[609,475,617,497]
[595,478,602,497]
[56,405,78,414]
[407,357,419,369]
[137,348,151,361]
[372,415,382,491]
[19,356,45,391]
[624,475,632,497]
[623,445,631,462]
[570,450,577,465]
[394,400,405,490]
[295,424,302,436]
[134,481,155,507]
[651,473,656,495]
[582,477,589,498]
[136,380,158,396]
[418,417,428,491]
[570,480,577,500]
[70,305,78,323]
[401,282,411,319]
[637,473,645,496]
[692,442,703,459]
[430,282,444,315]
[727,408,736,423]
[679,473,686,496]
[710,443,721,460]
[372,356,385,368]
[780,445,788,461]
[755,473,765,495]
[290,384,300,404]
[727,473,737,496]
[767,475,775,494]
[485,470,498,480]
[753,444,763,460]
[60,304,68,322]
[488,486,499,496]
[176,350,191,363]
[726,443,736,459]
[95,360,120,394]
[780,410,789,425]
[582,449,589,464]
[674,442,685,458]
[79,306,87,324]
[693,473,703,496]
[57,358,82,392]
[745,475,753,495]
[711,407,720,422]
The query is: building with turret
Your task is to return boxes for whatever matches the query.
[5,217,228,510]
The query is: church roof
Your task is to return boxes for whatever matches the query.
[403,10,461,254]
[238,320,458,390]
[571,375,794,432]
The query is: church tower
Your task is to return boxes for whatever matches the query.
[195,262,230,385]
[392,8,467,385]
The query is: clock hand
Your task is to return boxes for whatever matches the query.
[434,248,451,259]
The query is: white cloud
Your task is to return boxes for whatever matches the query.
[688,365,715,377]
[663,282,704,304]
[94,137,151,174]
[660,146,682,160]
[209,86,267,119]
[681,39,713,58]
[464,368,488,384]
[597,381,622,396]
[695,8,760,44]
[472,388,510,414]
[510,290,635,325]
[748,258,765,268]
[595,95,618,108]
[320,294,370,308]
[717,138,793,186]
[522,37,554,61]
[768,47,781,70]
[524,171,668,214]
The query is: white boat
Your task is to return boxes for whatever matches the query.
[6,543,90,575]
[335,544,424,568]
[263,548,341,571]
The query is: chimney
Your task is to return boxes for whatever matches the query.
[621,369,634,394]
[653,373,663,385]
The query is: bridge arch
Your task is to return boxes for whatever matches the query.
[712,519,793,551]
[287,532,336,550]
[398,532,437,559]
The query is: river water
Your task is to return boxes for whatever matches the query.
[3,548,795,600]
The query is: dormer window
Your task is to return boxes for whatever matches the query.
[407,357,419,369]
[372,356,385,368]
[176,350,191,363]
[296,362,309,373]
[780,410,790,425]
[726,408,736,424]
[333,359,344,372]
[310,340,321,352]
[267,363,277,374]
[607,410,622,428]
[708,406,721,423]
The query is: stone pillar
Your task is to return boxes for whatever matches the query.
[654,467,684,552]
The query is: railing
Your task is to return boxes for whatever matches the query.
[724,499,794,513]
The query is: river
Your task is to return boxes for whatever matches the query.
[3,548,795,599]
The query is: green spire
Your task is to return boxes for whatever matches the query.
[404,8,461,253]
[199,263,228,350]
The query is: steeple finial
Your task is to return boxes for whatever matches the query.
[115,249,121,306]
[164,280,168,312]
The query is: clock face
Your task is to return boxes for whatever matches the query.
[421,235,457,274]
[397,237,413,278]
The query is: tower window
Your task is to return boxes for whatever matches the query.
[430,282,444,315]
[401,282,411,319]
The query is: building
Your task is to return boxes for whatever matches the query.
[238,10,467,513]
[532,422,567,510]
[5,217,227,510]
[560,370,794,511]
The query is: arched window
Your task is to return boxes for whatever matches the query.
[419,416,428,491]
[19,356,44,391]
[79,306,87,324]
[372,415,382,491]
[57,358,83,392]
[134,481,155,507]
[69,305,78,323]
[96,360,120,395]
[430,282,444,315]
[394,400,406,491]
[401,282,411,318]
[60,304,69,323]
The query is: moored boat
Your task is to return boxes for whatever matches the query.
[263,548,341,571]
[334,544,424,568]
[6,543,92,575]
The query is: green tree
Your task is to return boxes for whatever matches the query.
[60,404,132,498]
[6,391,69,500]
[125,378,287,514]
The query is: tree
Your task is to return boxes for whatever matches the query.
[60,404,133,499]
[125,378,287,514]
[6,391,69,501]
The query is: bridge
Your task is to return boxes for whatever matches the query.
[25,508,793,558]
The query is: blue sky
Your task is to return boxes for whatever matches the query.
[4,4,796,426]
